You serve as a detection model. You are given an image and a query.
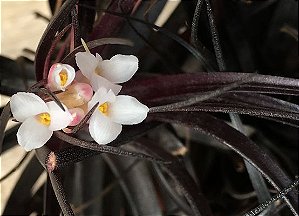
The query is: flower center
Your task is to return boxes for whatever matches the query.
[59,70,68,86]
[98,102,109,115]
[37,113,51,126]
[95,66,103,76]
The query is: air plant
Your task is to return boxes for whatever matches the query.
[0,0,298,215]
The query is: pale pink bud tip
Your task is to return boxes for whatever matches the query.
[68,108,85,126]
[73,83,93,102]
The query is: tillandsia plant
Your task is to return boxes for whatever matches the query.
[0,0,298,215]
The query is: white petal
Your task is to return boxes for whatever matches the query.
[88,88,116,111]
[109,95,149,125]
[96,53,103,61]
[47,63,76,91]
[75,52,98,79]
[10,92,49,122]
[99,55,138,83]
[46,101,73,131]
[17,117,52,151]
[90,73,122,95]
[89,111,122,145]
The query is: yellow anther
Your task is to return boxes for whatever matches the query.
[37,113,51,126]
[59,70,68,86]
[98,102,109,115]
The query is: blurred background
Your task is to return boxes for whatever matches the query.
[1,1,50,213]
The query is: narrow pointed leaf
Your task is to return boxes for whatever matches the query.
[133,140,212,216]
[149,111,298,214]
[122,73,299,102]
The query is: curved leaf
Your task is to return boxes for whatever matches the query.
[133,139,212,216]
[149,111,298,214]
[48,171,75,216]
[36,146,75,216]
[53,130,167,164]
[3,156,44,215]
[88,0,137,42]
[0,103,11,153]
[103,154,162,215]
[35,0,78,81]
[34,122,162,171]
[122,73,299,103]
[0,56,35,95]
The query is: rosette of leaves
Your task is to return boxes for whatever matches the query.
[0,0,298,215]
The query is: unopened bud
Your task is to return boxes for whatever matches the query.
[57,83,93,108]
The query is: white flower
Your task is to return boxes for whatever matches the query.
[75,52,138,94]
[10,92,73,151]
[88,88,149,145]
[47,63,76,91]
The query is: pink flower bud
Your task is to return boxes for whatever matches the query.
[68,108,85,126]
[56,83,93,108]
[74,70,90,84]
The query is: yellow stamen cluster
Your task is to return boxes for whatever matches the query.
[98,102,109,115]
[59,70,68,86]
[37,113,51,126]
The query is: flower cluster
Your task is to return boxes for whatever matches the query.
[10,44,149,151]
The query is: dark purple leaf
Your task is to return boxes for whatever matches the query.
[149,111,298,214]
[100,9,216,71]
[77,0,96,39]
[53,130,167,164]
[48,171,75,216]
[173,104,299,127]
[0,103,11,153]
[34,122,161,171]
[104,155,162,215]
[88,0,137,43]
[36,146,75,216]
[1,55,35,95]
[157,91,299,126]
[223,92,299,113]
[152,163,193,215]
[244,179,299,216]
[122,73,299,103]
[133,140,213,216]
[43,175,61,215]
[35,0,78,81]
[71,7,81,48]
[2,156,44,215]
[43,24,72,79]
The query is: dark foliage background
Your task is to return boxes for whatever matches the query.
[0,0,298,215]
